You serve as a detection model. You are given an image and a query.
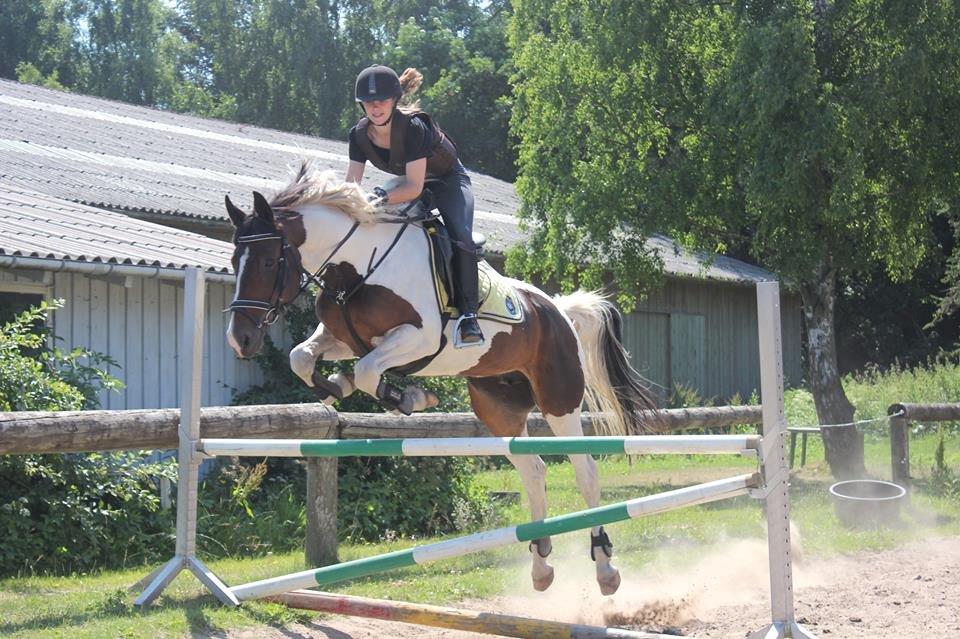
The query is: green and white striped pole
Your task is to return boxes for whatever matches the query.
[199,434,759,459]
[229,472,758,602]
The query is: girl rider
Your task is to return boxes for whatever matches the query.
[345,64,484,349]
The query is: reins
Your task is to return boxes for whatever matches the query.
[227,200,422,345]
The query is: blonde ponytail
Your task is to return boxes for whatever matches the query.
[398,68,423,113]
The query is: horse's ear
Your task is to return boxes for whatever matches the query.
[224,195,246,227]
[252,191,274,223]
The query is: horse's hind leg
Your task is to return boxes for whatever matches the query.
[466,376,554,591]
[543,407,621,596]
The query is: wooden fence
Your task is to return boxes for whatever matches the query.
[0,403,762,563]
[887,402,960,487]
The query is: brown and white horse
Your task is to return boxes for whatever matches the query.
[225,165,658,595]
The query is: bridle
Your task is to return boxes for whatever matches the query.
[226,230,303,331]
[226,197,427,336]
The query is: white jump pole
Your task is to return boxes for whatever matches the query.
[198,434,761,458]
[749,281,817,639]
[133,267,237,606]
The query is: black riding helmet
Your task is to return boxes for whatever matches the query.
[355,65,402,102]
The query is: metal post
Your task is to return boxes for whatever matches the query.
[133,268,237,606]
[748,281,817,639]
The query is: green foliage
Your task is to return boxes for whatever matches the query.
[0,299,122,411]
[339,456,494,542]
[0,300,170,578]
[0,452,176,577]
[15,61,65,90]
[931,427,960,498]
[196,461,307,558]
[508,0,960,301]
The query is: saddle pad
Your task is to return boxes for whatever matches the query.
[476,261,524,324]
[428,233,524,324]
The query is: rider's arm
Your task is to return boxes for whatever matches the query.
[380,158,426,204]
[345,160,365,184]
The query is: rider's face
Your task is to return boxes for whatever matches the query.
[362,98,394,126]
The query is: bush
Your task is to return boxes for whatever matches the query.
[0,300,174,577]
[0,453,175,576]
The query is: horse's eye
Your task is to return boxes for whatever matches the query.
[264,258,275,268]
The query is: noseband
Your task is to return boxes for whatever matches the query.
[227,231,303,331]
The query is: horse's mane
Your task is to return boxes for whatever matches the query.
[270,162,380,224]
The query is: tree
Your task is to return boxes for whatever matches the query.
[76,0,170,104]
[509,0,960,477]
[386,2,516,179]
[0,0,78,86]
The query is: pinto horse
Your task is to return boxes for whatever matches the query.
[225,165,657,595]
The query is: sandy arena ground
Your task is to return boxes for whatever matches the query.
[230,534,960,638]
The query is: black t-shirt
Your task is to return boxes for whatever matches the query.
[348,115,433,170]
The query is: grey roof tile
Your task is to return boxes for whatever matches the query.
[0,184,234,273]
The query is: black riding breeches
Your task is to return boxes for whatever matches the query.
[433,163,479,314]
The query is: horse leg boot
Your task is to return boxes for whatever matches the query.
[353,325,441,414]
[290,323,357,405]
[506,452,554,591]
[545,412,622,595]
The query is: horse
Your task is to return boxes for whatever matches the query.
[224,164,658,595]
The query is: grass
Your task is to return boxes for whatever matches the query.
[4,361,960,637]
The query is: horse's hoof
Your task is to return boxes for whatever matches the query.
[598,567,621,596]
[533,566,555,591]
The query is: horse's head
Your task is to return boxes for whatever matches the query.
[225,191,304,358]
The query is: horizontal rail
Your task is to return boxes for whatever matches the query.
[229,472,759,601]
[888,402,960,422]
[198,435,761,458]
[271,590,677,639]
[1,405,763,455]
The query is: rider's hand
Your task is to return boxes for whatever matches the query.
[369,186,389,204]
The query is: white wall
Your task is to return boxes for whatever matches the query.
[0,267,279,409]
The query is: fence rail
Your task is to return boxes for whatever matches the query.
[0,405,763,455]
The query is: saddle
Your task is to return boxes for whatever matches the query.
[423,219,524,324]
[383,197,524,378]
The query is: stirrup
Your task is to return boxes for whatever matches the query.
[453,313,484,349]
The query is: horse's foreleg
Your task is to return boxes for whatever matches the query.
[507,450,555,591]
[545,410,622,596]
[290,323,357,405]
[352,325,439,414]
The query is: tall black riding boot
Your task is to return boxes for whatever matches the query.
[453,248,484,348]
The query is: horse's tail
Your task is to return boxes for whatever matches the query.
[554,291,660,436]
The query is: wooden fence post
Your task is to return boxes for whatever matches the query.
[889,414,910,489]
[305,455,339,567]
